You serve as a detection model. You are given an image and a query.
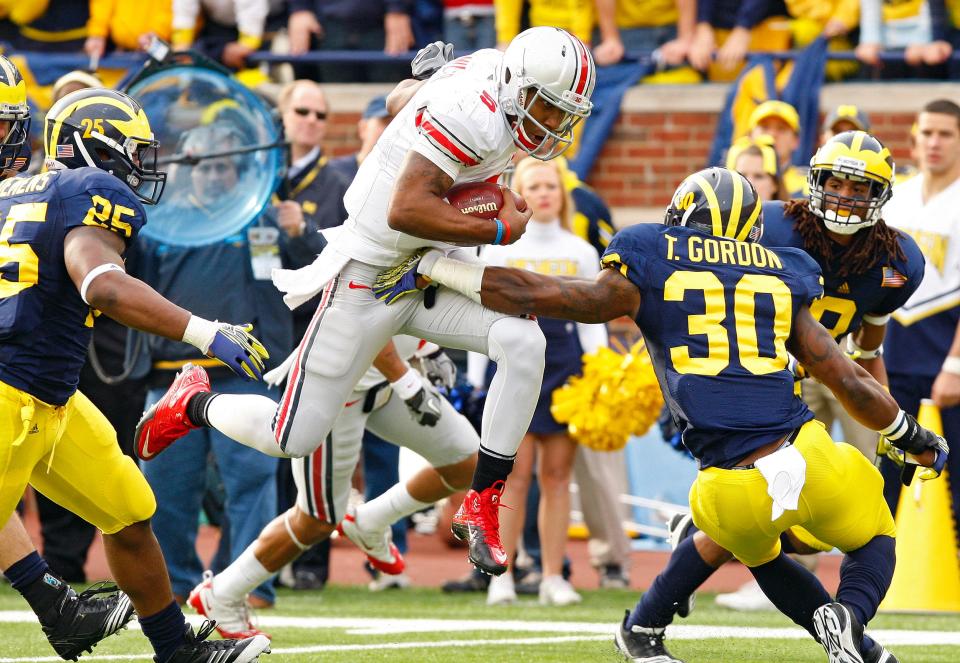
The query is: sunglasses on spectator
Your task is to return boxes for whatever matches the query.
[293,107,327,120]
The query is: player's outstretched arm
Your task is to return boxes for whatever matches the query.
[388,152,530,245]
[64,227,269,381]
[788,304,945,468]
[476,266,640,323]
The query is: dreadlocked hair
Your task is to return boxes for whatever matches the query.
[784,199,906,278]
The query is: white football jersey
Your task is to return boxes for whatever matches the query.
[337,49,517,266]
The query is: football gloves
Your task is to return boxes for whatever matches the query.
[412,41,454,80]
[786,353,808,381]
[207,323,270,381]
[877,412,950,485]
[373,250,430,304]
[419,349,457,390]
[403,381,443,427]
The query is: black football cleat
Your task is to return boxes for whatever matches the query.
[161,621,271,662]
[615,611,685,663]
[813,602,896,663]
[40,581,134,661]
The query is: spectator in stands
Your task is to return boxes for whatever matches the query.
[881,98,960,531]
[84,0,172,61]
[820,104,871,145]
[688,0,792,79]
[856,0,952,78]
[442,0,494,52]
[287,0,414,82]
[472,157,607,607]
[495,0,594,49]
[592,0,696,67]
[726,135,787,201]
[747,100,807,198]
[329,95,392,184]
[172,0,287,70]
[50,70,102,102]
[274,80,347,277]
[0,0,88,52]
[130,123,292,607]
[786,0,860,81]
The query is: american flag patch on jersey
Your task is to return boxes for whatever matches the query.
[56,144,74,159]
[12,157,25,171]
[881,267,907,288]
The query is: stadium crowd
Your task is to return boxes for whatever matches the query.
[0,1,959,663]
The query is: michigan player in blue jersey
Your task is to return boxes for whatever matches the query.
[376,167,947,663]
[673,131,928,615]
[0,87,271,663]
[0,55,144,662]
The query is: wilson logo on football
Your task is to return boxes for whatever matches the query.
[459,202,499,215]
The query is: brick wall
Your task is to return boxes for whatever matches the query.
[322,82,941,218]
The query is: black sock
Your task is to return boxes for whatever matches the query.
[139,600,187,663]
[471,446,515,492]
[5,551,66,625]
[186,392,217,427]
[837,535,895,650]
[627,535,715,628]
[750,552,831,637]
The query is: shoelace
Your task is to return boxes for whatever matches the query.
[477,481,511,548]
[192,620,219,644]
[71,582,123,614]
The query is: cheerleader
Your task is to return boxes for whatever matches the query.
[469,157,607,606]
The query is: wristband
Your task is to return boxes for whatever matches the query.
[501,218,511,245]
[879,409,908,440]
[846,334,883,360]
[943,356,960,376]
[493,218,504,245]
[862,313,891,325]
[390,367,422,400]
[182,315,219,354]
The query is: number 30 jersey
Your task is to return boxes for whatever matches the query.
[0,168,146,405]
[602,223,823,469]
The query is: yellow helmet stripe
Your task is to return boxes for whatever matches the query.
[850,130,865,152]
[726,171,743,239]
[736,198,762,242]
[689,173,723,238]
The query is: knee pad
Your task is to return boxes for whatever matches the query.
[488,317,546,380]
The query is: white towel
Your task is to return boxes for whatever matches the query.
[271,234,349,310]
[754,444,806,521]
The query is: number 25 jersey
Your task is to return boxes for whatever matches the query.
[0,168,146,405]
[602,224,824,469]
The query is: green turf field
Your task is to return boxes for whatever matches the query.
[2,584,959,662]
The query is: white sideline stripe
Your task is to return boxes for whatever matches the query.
[2,611,960,661]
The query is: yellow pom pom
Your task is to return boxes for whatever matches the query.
[550,340,663,451]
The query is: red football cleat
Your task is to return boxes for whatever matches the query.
[451,481,510,576]
[337,506,406,575]
[135,363,210,461]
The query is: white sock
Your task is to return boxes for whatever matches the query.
[211,546,272,604]
[355,483,431,532]
[206,394,288,458]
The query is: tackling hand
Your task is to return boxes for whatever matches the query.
[412,41,454,80]
[183,316,269,381]
[374,249,438,304]
[878,412,950,485]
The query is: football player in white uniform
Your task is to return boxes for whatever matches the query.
[136,26,596,576]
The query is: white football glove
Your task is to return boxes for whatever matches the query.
[412,41,454,80]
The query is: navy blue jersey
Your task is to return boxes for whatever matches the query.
[570,184,614,257]
[602,223,822,468]
[760,201,925,341]
[0,168,146,405]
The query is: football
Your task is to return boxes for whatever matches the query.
[445,182,527,220]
